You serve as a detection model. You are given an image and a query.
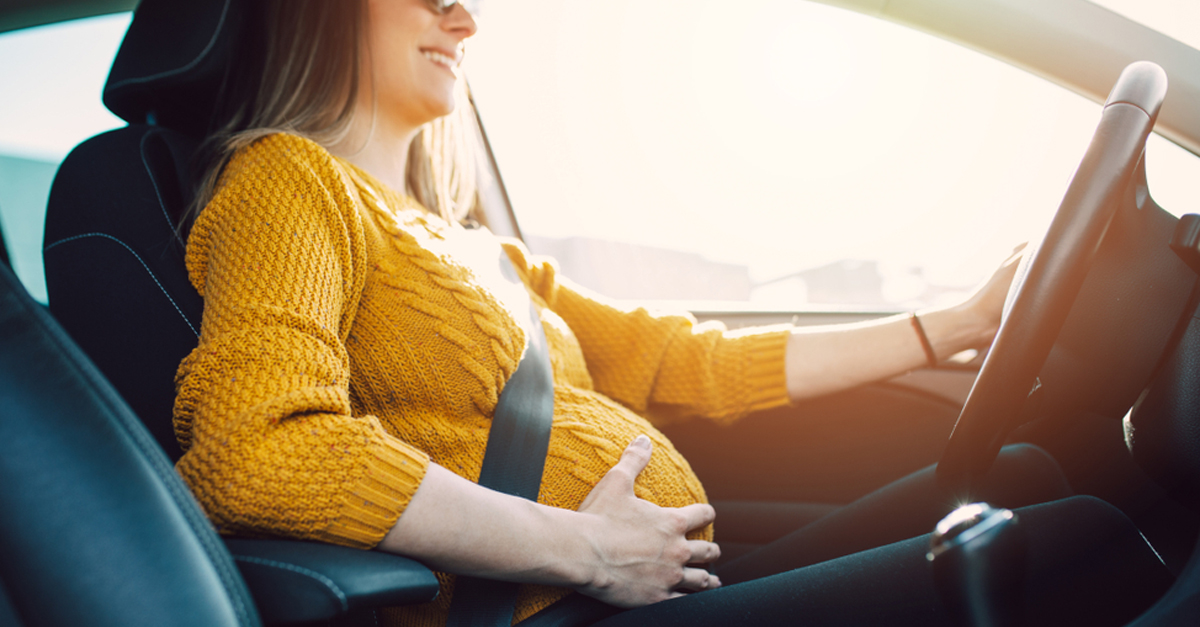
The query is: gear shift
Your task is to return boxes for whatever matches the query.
[928,503,1027,627]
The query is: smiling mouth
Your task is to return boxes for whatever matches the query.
[421,49,459,72]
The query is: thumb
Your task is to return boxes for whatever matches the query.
[618,435,653,473]
[597,435,653,496]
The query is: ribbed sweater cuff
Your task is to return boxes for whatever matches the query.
[316,431,430,549]
[730,325,792,417]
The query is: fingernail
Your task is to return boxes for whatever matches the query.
[632,435,651,450]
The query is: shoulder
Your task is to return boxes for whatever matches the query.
[186,133,366,294]
[219,132,349,197]
[196,132,362,237]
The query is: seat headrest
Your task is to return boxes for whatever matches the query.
[103,0,244,137]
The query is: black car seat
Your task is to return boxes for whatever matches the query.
[43,0,224,462]
[1,258,438,627]
[44,123,202,461]
[40,0,440,624]
[0,259,261,627]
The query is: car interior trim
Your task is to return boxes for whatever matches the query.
[231,556,350,611]
[814,0,1200,155]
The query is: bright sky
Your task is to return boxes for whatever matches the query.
[1,2,1198,305]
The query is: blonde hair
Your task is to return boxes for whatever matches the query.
[189,0,479,228]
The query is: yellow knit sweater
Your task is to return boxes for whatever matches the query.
[174,133,792,626]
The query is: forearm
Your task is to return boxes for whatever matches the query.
[784,302,994,402]
[377,463,592,586]
[377,439,722,608]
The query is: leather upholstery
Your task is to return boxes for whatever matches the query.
[226,540,439,625]
[6,255,439,626]
[0,260,260,627]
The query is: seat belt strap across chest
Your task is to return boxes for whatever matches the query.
[474,298,555,500]
[445,258,556,627]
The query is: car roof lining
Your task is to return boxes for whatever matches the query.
[0,0,136,35]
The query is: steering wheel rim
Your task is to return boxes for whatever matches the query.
[937,61,1170,485]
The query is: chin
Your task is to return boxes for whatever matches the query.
[437,85,463,114]
[417,89,460,123]
[435,98,458,117]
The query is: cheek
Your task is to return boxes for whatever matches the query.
[374,52,457,119]
[365,6,427,87]
[369,39,419,96]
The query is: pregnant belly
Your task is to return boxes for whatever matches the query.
[537,385,711,540]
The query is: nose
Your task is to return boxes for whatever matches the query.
[444,3,478,39]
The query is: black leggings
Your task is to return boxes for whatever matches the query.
[519,445,1173,627]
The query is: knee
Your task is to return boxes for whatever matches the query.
[985,443,1073,504]
[996,443,1057,473]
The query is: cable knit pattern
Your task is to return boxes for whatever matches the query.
[173,132,793,626]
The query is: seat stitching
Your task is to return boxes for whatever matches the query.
[44,232,199,337]
[106,0,232,90]
[139,129,179,233]
[230,555,349,611]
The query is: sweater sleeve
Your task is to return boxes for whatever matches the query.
[500,239,792,425]
[173,134,428,549]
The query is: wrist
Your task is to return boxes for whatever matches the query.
[959,294,1003,345]
[537,506,601,589]
[916,301,995,360]
[909,312,938,367]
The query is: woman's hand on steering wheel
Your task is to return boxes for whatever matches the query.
[956,243,1027,348]
[573,435,721,608]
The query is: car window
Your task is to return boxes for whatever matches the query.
[0,13,130,303]
[467,0,1200,311]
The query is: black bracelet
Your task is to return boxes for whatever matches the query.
[910,312,938,368]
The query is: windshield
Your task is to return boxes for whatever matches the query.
[467,0,1200,310]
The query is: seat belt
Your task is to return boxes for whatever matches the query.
[445,258,556,627]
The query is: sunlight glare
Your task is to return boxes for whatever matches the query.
[466,0,1196,306]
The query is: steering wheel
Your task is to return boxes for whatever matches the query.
[937,61,1178,485]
